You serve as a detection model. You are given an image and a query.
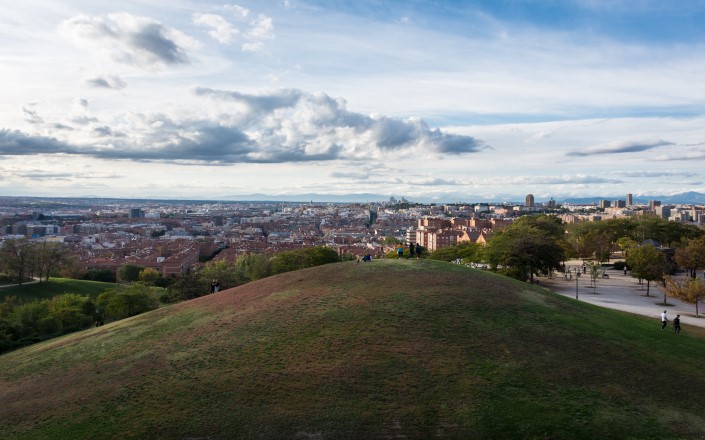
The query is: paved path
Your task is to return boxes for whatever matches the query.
[539,262,705,328]
[0,278,40,289]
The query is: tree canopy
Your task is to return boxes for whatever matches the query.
[627,244,669,297]
[485,215,565,283]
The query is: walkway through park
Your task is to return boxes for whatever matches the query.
[539,260,705,329]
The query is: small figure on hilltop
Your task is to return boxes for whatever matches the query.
[415,243,423,259]
[396,244,404,259]
[211,279,220,293]
[673,314,681,334]
[409,242,415,258]
[661,310,668,330]
[361,253,372,262]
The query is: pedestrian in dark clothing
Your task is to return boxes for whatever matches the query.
[409,243,415,258]
[415,243,422,259]
[673,315,681,334]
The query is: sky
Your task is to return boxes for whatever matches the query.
[2,0,705,203]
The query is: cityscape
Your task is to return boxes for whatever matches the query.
[2,192,704,281]
[3,1,705,437]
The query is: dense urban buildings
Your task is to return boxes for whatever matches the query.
[1,194,704,279]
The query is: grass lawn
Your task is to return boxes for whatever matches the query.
[2,259,705,439]
[0,278,116,302]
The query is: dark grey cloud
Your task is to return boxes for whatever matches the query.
[567,140,673,156]
[194,87,302,115]
[85,75,127,90]
[2,88,486,165]
[427,128,485,154]
[129,23,188,65]
[60,13,192,68]
[195,87,486,157]
[0,129,78,155]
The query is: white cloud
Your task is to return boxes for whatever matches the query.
[242,14,274,52]
[193,13,238,44]
[59,13,199,69]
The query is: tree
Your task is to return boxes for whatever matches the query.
[627,244,668,297]
[664,276,705,317]
[270,246,341,275]
[138,268,161,285]
[200,259,243,291]
[163,273,208,303]
[589,263,601,293]
[429,242,482,263]
[616,237,638,260]
[0,239,35,285]
[118,264,143,283]
[35,241,68,282]
[234,253,271,281]
[485,219,565,283]
[675,236,705,279]
[96,284,159,321]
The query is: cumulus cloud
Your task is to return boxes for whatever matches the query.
[85,75,127,89]
[0,129,78,155]
[242,14,275,52]
[193,13,238,44]
[567,139,673,156]
[195,87,485,160]
[0,88,485,165]
[59,13,196,68]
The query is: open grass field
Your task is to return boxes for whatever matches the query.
[0,278,115,302]
[2,259,705,439]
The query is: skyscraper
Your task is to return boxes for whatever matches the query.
[626,193,633,205]
[525,194,534,207]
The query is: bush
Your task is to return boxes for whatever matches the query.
[270,246,341,275]
[96,284,159,321]
[613,261,628,270]
[85,269,116,283]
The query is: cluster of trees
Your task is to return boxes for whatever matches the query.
[664,236,705,314]
[0,239,69,285]
[162,246,345,303]
[424,215,704,288]
[0,284,159,353]
[0,242,344,352]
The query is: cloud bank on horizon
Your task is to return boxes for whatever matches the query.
[1,0,705,201]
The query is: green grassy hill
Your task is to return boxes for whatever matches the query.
[0,278,115,302]
[2,259,705,439]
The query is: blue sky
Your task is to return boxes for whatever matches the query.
[1,0,704,202]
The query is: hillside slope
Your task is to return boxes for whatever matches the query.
[2,259,705,439]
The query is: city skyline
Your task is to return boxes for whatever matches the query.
[2,1,705,202]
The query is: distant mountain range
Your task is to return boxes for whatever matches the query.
[7,191,705,205]
[559,191,705,205]
[217,191,705,205]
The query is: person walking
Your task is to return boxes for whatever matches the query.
[415,243,422,259]
[396,244,404,259]
[661,310,668,330]
[409,243,415,258]
[673,314,681,334]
